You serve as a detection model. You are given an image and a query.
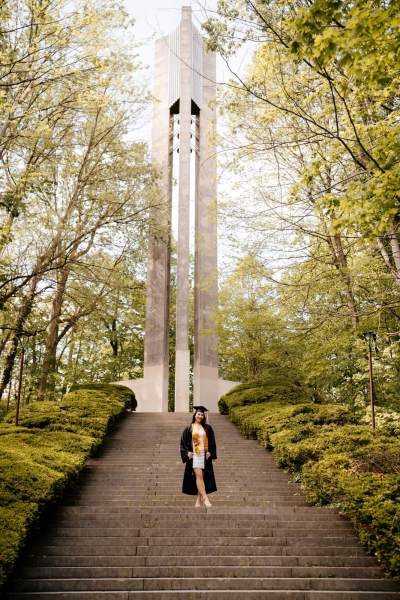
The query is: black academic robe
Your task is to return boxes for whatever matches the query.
[180,424,217,495]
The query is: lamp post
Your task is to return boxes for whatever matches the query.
[6,379,12,412]
[362,331,376,430]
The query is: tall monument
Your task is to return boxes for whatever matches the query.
[144,5,218,412]
[117,7,239,411]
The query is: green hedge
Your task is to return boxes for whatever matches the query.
[219,385,400,578]
[218,381,308,414]
[0,383,135,589]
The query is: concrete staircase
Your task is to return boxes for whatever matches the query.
[5,412,400,599]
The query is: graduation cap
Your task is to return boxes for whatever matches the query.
[193,405,208,413]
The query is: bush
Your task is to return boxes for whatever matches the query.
[0,383,133,590]
[219,384,400,578]
[218,379,307,414]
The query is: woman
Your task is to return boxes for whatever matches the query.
[180,405,217,507]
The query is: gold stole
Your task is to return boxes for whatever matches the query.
[192,423,208,455]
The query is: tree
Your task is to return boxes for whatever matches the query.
[205,0,400,411]
[0,0,154,403]
[205,0,400,237]
[218,254,296,381]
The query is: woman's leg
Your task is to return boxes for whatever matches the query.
[194,468,212,506]
[195,492,201,507]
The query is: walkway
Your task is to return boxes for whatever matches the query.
[5,412,400,598]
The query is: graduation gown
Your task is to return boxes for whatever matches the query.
[180,424,217,495]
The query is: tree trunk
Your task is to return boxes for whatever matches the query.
[319,212,358,328]
[38,266,69,399]
[0,275,38,400]
[110,318,119,357]
[26,335,38,404]
[61,328,76,395]
[0,330,11,358]
[331,233,359,328]
[72,333,83,383]
[375,236,400,286]
[389,230,400,272]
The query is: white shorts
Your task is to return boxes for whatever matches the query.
[192,450,205,469]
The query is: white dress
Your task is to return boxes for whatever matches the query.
[192,425,205,469]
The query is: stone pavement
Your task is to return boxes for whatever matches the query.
[5,412,400,599]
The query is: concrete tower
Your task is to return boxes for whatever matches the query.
[117,7,239,411]
[145,6,218,412]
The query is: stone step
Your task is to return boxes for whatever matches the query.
[81,473,292,478]
[31,544,367,557]
[75,485,293,490]
[61,500,311,507]
[50,524,354,535]
[26,555,379,568]
[81,470,291,474]
[20,566,385,579]
[137,546,368,557]
[72,485,300,490]
[64,495,307,501]
[37,535,361,547]
[54,516,351,527]
[97,470,294,475]
[11,577,400,593]
[82,469,293,474]
[57,506,348,519]
[6,592,400,600]
[81,466,289,469]
[78,483,293,488]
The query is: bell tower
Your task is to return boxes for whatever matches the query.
[116,7,240,411]
[143,6,218,412]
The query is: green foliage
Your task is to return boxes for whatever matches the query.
[218,255,307,390]
[210,1,400,417]
[207,0,400,236]
[220,384,400,577]
[0,503,39,591]
[0,0,151,406]
[219,381,307,414]
[4,385,135,436]
[70,383,136,408]
[0,384,132,589]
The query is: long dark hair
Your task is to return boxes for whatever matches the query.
[191,410,208,429]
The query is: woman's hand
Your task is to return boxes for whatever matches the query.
[187,451,193,459]
[206,451,211,460]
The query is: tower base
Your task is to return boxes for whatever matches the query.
[113,377,240,413]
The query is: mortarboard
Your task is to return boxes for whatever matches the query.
[193,405,208,413]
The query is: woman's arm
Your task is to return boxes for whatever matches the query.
[206,425,217,460]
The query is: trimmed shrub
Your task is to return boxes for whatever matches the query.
[219,384,400,578]
[218,380,307,414]
[0,383,133,589]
